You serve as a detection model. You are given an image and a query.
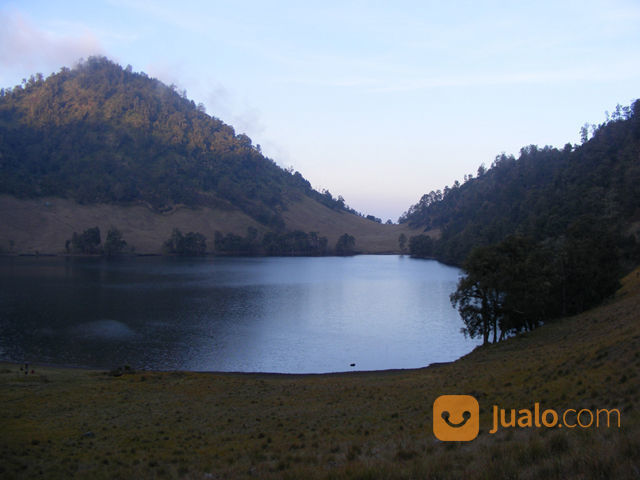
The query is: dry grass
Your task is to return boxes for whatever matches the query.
[0,195,421,255]
[1,268,640,479]
[283,196,422,253]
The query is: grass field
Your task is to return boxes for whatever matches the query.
[1,269,639,479]
[0,194,420,255]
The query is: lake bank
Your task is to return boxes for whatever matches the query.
[2,267,639,479]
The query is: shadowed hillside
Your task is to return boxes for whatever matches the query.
[401,100,640,266]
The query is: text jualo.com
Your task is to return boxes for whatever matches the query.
[433,395,622,441]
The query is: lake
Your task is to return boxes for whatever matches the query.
[0,255,480,373]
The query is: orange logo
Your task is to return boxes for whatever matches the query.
[433,395,479,441]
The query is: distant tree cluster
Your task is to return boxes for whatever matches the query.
[214,228,260,255]
[214,228,330,256]
[66,226,128,255]
[335,233,356,256]
[163,228,207,255]
[104,227,128,256]
[211,228,360,257]
[262,230,329,256]
[408,234,433,258]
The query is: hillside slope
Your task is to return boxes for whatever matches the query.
[401,100,640,265]
[0,57,413,253]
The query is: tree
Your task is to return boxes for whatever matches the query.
[335,233,356,256]
[68,226,101,254]
[559,217,621,314]
[450,236,553,344]
[163,228,207,255]
[398,233,407,252]
[163,228,185,254]
[450,245,503,345]
[409,235,433,258]
[103,227,127,256]
[183,232,207,255]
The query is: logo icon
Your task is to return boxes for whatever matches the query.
[433,395,479,441]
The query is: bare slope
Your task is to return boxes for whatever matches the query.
[1,268,638,479]
[0,195,418,255]
[283,195,418,253]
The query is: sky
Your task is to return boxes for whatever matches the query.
[1,1,639,221]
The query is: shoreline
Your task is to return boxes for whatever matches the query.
[0,359,456,378]
[0,251,404,258]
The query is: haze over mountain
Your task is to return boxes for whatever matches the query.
[0,57,413,254]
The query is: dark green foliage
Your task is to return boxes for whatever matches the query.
[163,228,207,255]
[214,228,329,256]
[182,232,207,256]
[451,232,621,344]
[450,244,503,345]
[0,57,354,227]
[103,227,128,256]
[262,230,329,256]
[67,227,101,254]
[408,234,433,258]
[214,230,259,255]
[335,233,356,256]
[560,217,622,314]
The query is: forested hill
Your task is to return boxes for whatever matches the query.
[0,57,351,229]
[401,100,640,266]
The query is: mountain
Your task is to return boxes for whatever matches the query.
[400,100,640,267]
[0,57,414,254]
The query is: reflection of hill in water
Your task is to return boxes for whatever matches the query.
[0,255,478,373]
[72,319,136,340]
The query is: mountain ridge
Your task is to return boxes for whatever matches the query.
[0,57,413,254]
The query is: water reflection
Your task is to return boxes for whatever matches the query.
[0,255,480,373]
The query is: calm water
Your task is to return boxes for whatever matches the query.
[0,255,479,373]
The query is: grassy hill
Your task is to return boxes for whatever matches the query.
[2,267,638,479]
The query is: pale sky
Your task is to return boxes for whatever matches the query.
[1,1,639,221]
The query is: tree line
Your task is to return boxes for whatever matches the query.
[66,226,129,256]
[66,226,358,257]
[214,229,357,256]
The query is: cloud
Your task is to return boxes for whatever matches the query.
[204,84,265,137]
[0,9,103,76]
